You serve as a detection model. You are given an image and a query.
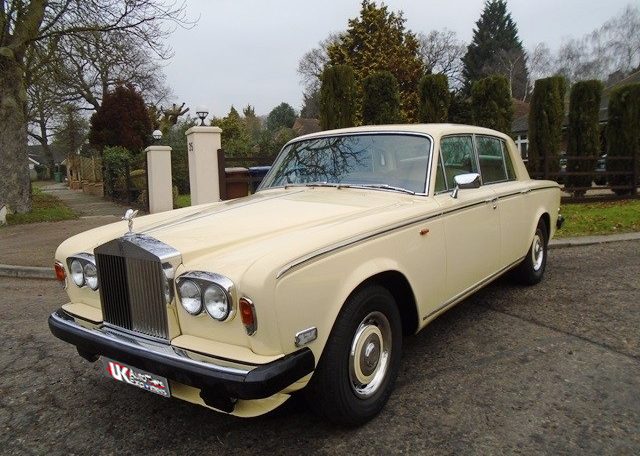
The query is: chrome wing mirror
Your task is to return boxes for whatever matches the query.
[451,173,481,198]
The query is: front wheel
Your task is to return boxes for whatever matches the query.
[305,285,402,426]
[512,218,548,285]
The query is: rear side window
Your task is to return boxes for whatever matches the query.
[476,136,508,184]
[438,136,477,190]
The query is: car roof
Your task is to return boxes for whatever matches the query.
[292,124,512,143]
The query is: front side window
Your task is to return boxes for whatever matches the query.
[437,135,477,190]
[260,134,432,194]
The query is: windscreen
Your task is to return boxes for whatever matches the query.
[260,134,431,194]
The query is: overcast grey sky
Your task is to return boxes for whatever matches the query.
[163,0,632,118]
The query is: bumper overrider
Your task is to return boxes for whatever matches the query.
[48,309,315,413]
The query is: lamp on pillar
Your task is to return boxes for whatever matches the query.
[195,106,209,126]
[152,129,163,143]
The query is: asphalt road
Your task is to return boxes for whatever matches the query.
[1,241,639,455]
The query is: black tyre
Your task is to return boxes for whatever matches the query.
[512,218,548,285]
[305,285,402,426]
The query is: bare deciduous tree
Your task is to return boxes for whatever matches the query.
[297,33,342,105]
[525,43,553,92]
[417,29,466,88]
[0,0,192,213]
[554,5,640,84]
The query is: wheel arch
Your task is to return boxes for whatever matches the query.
[539,212,550,244]
[347,270,419,336]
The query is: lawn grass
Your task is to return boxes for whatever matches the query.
[6,187,77,225]
[175,194,191,208]
[557,199,640,238]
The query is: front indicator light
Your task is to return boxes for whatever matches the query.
[239,297,257,335]
[204,285,229,321]
[178,279,202,315]
[70,259,84,287]
[54,261,66,282]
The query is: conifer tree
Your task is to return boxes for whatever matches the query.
[266,103,297,132]
[211,106,252,157]
[470,75,513,134]
[327,0,424,121]
[320,65,357,129]
[89,84,152,153]
[462,0,529,99]
[607,83,640,194]
[362,71,401,125]
[418,74,450,123]
[527,76,566,175]
[565,80,603,195]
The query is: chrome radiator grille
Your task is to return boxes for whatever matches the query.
[95,235,179,340]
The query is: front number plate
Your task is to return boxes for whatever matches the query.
[101,358,170,398]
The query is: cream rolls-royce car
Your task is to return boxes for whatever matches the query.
[49,124,564,426]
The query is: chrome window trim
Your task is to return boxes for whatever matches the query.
[258,131,435,196]
[471,134,483,185]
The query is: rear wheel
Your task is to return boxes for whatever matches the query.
[512,218,548,285]
[305,285,402,426]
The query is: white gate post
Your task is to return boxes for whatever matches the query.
[185,126,222,205]
[145,145,173,213]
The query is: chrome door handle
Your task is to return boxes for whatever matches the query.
[484,197,498,209]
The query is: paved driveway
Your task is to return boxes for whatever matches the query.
[1,241,638,455]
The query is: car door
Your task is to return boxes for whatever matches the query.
[433,135,501,300]
[475,135,530,266]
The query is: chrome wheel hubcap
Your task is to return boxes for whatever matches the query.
[349,311,391,398]
[532,234,544,271]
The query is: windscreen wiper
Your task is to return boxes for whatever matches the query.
[356,184,416,195]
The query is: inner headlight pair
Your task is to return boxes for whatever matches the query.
[66,254,98,290]
[176,272,234,321]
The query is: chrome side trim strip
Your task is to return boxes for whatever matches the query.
[276,198,490,280]
[276,212,441,279]
[276,183,558,280]
[421,255,525,322]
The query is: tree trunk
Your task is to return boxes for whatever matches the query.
[38,115,55,176]
[0,51,32,213]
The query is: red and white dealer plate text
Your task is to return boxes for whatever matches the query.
[102,358,170,397]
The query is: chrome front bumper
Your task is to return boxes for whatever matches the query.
[48,309,314,412]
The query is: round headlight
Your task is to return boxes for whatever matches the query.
[83,262,98,290]
[178,280,202,315]
[70,259,84,287]
[204,285,229,321]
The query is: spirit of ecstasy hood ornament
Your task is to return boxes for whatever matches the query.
[122,208,139,234]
